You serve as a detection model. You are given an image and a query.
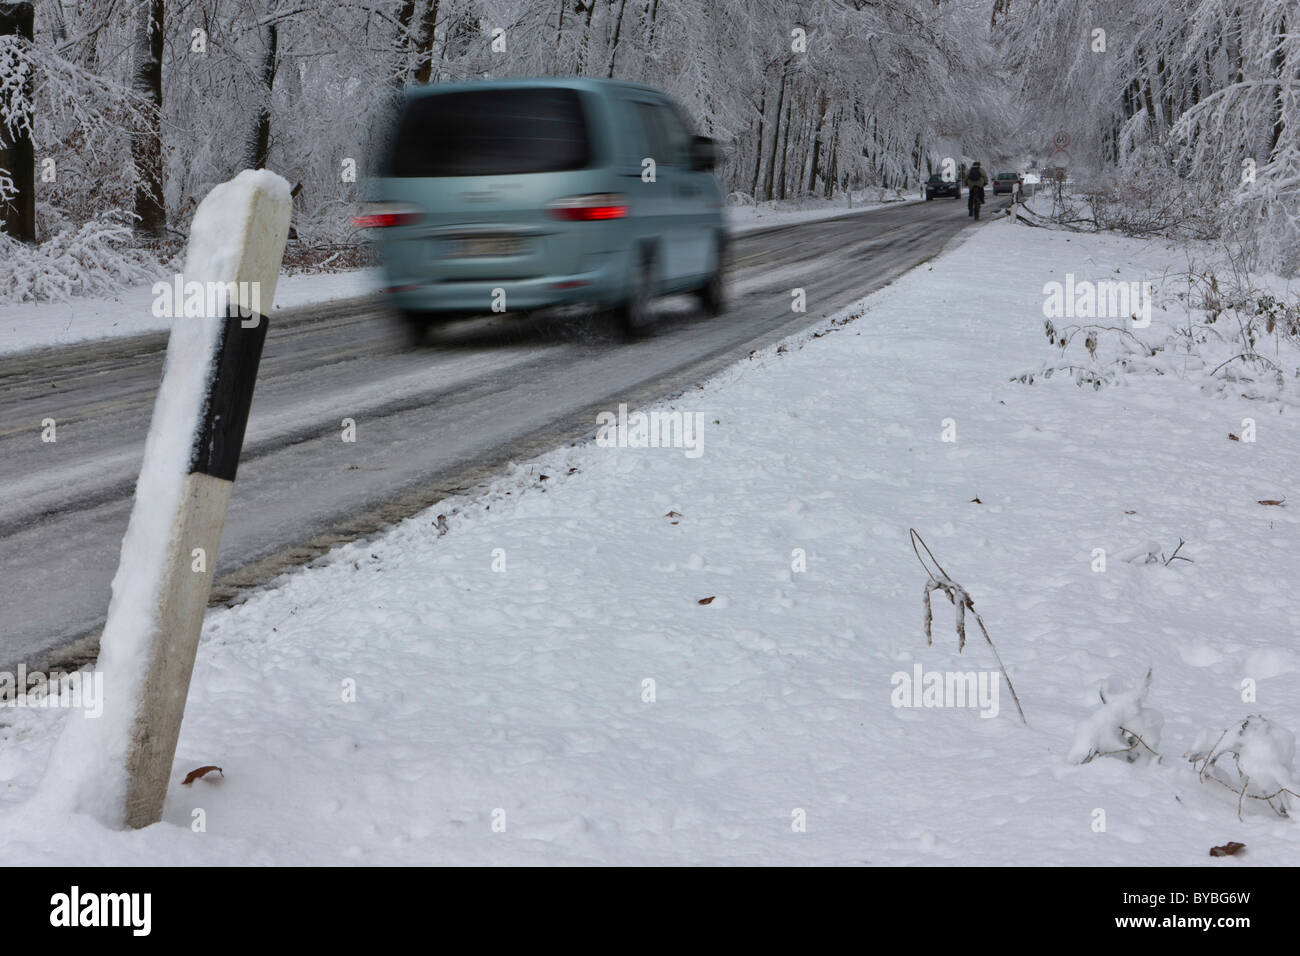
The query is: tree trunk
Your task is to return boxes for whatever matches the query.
[1269,15,1286,160]
[807,92,828,194]
[825,110,839,199]
[794,107,812,197]
[763,65,787,200]
[576,0,596,74]
[398,0,417,44]
[749,71,768,198]
[1137,48,1158,134]
[397,0,418,77]
[131,0,165,239]
[645,0,659,48]
[607,0,629,77]
[0,2,35,242]
[413,0,441,84]
[777,88,793,200]
[244,22,277,171]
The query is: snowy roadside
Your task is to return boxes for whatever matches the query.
[0,268,381,357]
[0,193,918,357]
[4,215,1300,865]
[725,188,921,234]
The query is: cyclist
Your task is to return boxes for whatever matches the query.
[965,162,988,218]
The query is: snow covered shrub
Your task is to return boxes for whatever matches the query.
[1174,257,1300,403]
[1082,161,1221,243]
[1026,159,1221,244]
[1019,253,1300,405]
[1017,318,1166,391]
[1069,670,1163,765]
[1188,716,1300,820]
[1116,539,1191,567]
[0,213,164,304]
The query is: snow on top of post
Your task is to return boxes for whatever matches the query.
[184,169,292,313]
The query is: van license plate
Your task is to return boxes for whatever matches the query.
[443,236,525,258]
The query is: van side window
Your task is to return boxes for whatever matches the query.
[633,101,690,167]
[654,104,691,165]
[633,102,668,165]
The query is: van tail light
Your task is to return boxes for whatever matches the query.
[546,194,628,221]
[353,203,423,228]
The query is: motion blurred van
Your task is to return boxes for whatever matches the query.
[358,78,726,341]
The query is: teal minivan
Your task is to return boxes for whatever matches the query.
[358,78,726,341]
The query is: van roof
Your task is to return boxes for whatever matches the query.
[400,77,665,101]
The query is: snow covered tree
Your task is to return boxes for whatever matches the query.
[0,1,34,241]
[17,0,1017,261]
[1000,0,1300,273]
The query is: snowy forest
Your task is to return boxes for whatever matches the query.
[0,0,1297,283]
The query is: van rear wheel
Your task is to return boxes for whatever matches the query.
[694,236,726,318]
[615,249,654,342]
[398,310,430,347]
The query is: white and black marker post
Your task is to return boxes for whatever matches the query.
[39,171,291,829]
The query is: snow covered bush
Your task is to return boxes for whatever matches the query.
[1017,318,1165,392]
[1188,716,1300,819]
[1069,670,1164,765]
[0,213,164,304]
[1081,163,1222,243]
[1017,252,1300,406]
[1177,259,1300,404]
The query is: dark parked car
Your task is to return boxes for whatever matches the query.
[992,172,1022,195]
[925,174,961,200]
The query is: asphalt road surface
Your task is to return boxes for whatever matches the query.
[0,194,1007,671]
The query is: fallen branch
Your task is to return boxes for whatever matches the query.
[909,529,1027,724]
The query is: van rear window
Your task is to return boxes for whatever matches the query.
[388,88,591,177]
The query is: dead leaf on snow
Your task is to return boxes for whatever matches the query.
[1209,842,1245,857]
[182,766,223,786]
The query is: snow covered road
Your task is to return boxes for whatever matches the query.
[0,196,1004,671]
